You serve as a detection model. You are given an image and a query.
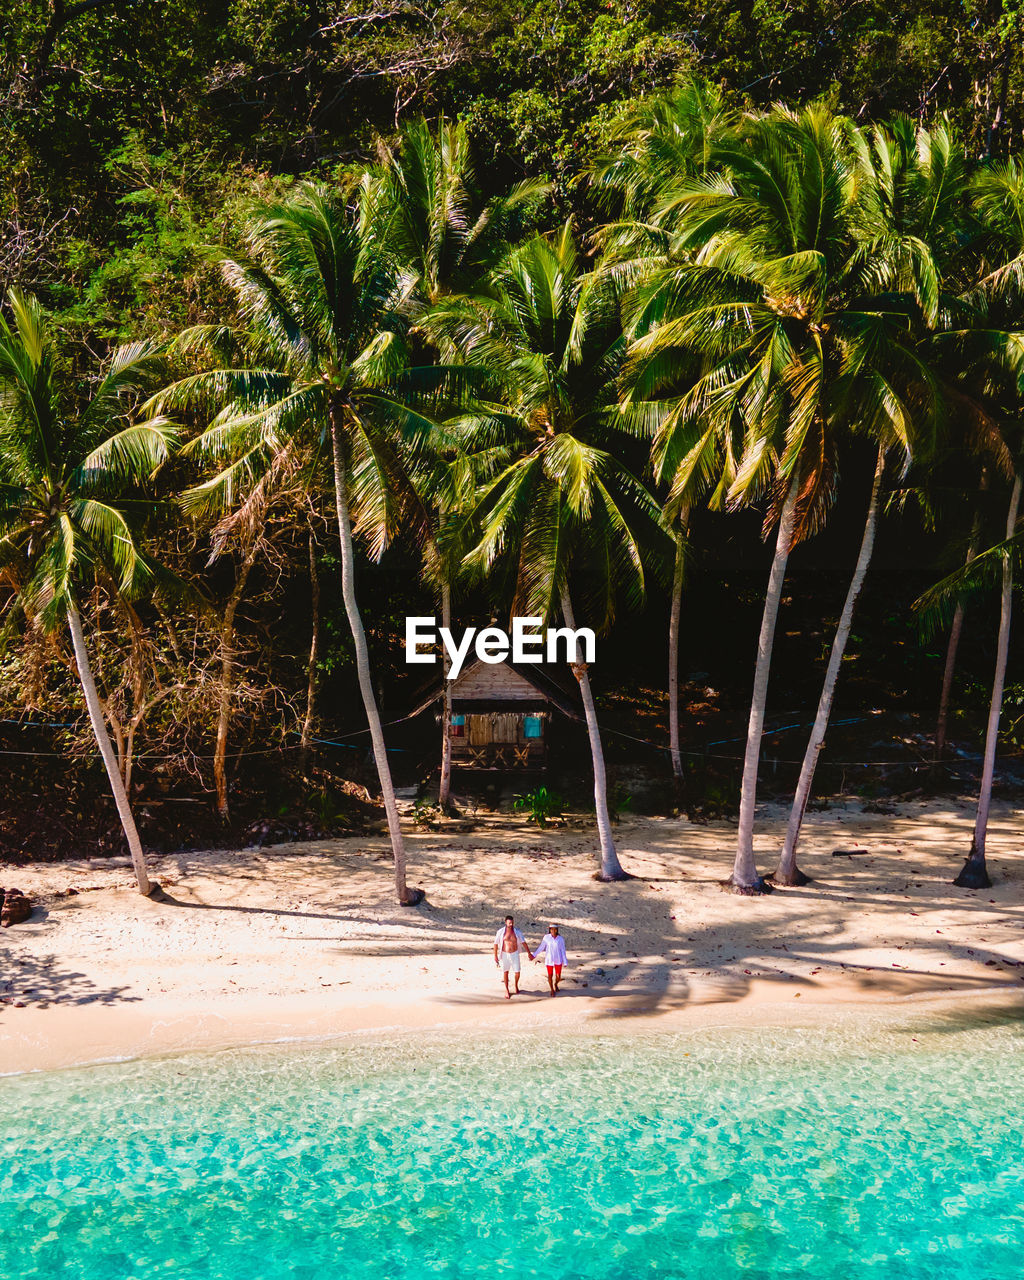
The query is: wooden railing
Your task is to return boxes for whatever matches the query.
[461,743,535,767]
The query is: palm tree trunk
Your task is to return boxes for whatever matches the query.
[125,721,136,797]
[934,471,988,767]
[300,521,321,771]
[213,543,258,821]
[124,611,147,798]
[934,605,968,764]
[105,702,127,782]
[560,586,627,881]
[438,580,453,810]
[773,448,886,886]
[331,414,420,906]
[668,518,688,783]
[956,472,1022,888]
[67,603,154,896]
[732,476,800,894]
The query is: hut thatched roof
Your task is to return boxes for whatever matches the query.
[407,657,580,719]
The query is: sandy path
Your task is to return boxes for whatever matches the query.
[2,798,1023,1074]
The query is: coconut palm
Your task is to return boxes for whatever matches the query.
[147,184,456,906]
[362,115,549,308]
[771,120,961,884]
[592,78,736,262]
[431,223,669,880]
[932,471,987,770]
[916,450,1022,887]
[404,429,484,810]
[962,468,1022,887]
[594,79,737,784]
[621,307,737,786]
[914,156,1024,887]
[0,291,174,895]
[629,107,933,892]
[365,117,547,807]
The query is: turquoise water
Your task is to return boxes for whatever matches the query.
[3,1014,1024,1278]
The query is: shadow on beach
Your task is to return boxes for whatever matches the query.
[155,811,1024,1021]
[0,949,141,1012]
[8,806,1024,1034]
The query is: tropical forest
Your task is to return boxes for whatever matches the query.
[3,0,1024,908]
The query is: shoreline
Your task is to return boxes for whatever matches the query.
[5,978,1024,1079]
[4,798,1024,1077]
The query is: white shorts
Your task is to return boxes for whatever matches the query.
[500,951,521,973]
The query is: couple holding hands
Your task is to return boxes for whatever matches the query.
[493,915,567,999]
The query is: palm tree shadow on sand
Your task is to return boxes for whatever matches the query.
[423,863,1024,1018]
[1,950,141,1011]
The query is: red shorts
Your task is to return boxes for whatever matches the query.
[546,965,563,977]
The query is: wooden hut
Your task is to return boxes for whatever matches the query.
[410,658,579,770]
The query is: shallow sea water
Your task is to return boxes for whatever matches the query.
[3,1010,1023,1278]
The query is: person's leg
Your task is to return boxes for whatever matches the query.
[553,964,563,992]
[513,953,521,994]
[545,964,555,996]
[501,954,511,998]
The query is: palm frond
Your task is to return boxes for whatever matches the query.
[74,418,178,485]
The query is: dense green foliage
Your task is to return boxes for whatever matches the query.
[4,4,1024,875]
[4,0,1024,347]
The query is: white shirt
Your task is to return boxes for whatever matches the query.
[534,933,567,965]
[494,926,526,952]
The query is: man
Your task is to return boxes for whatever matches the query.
[532,924,567,996]
[493,914,533,998]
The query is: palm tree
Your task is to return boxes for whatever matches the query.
[591,79,735,260]
[621,319,738,787]
[148,184,453,906]
[932,471,987,769]
[915,156,1024,887]
[629,107,929,892]
[0,291,173,895]
[408,441,481,811]
[963,468,1022,887]
[594,80,736,784]
[771,120,959,884]
[916,457,1022,888]
[773,444,886,883]
[431,223,668,880]
[366,116,547,807]
[362,115,549,308]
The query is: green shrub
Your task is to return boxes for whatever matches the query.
[513,786,564,828]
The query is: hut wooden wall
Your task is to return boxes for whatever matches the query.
[451,711,547,766]
[467,712,524,745]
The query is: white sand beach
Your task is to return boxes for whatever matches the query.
[3,798,1023,1074]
